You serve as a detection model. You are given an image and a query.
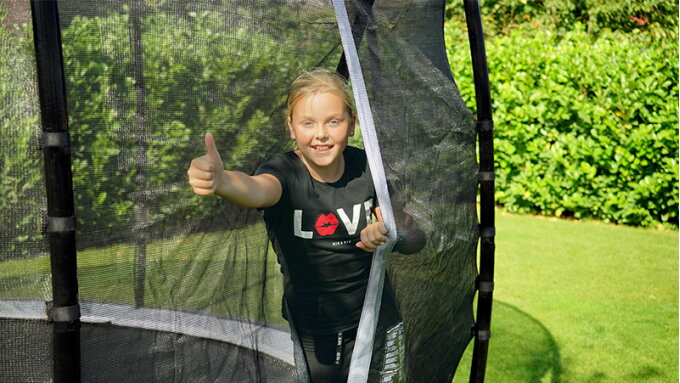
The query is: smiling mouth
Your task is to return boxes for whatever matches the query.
[312,145,333,152]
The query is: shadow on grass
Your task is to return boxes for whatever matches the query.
[455,300,562,383]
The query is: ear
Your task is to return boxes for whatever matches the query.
[288,118,296,140]
[349,114,357,136]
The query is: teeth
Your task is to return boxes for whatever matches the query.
[315,146,330,150]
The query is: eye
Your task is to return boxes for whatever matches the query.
[302,121,314,127]
[328,120,339,126]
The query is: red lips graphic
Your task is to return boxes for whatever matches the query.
[314,213,339,236]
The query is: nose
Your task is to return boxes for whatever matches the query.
[313,124,328,140]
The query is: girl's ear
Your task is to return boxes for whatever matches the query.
[288,119,296,140]
[349,114,357,136]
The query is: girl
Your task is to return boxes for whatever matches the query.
[187,69,423,382]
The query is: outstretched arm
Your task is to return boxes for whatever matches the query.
[187,132,282,208]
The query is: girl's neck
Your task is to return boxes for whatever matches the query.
[295,150,345,183]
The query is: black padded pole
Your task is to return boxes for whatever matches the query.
[463,0,495,382]
[30,1,81,382]
[128,4,149,309]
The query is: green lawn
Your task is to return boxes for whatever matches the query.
[454,212,678,383]
[0,224,286,326]
[2,212,677,382]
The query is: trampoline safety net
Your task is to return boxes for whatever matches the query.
[0,0,479,382]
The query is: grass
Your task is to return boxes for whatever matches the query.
[453,212,678,383]
[2,212,677,381]
[0,224,286,326]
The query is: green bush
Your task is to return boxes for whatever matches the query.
[446,23,678,227]
[2,6,340,256]
[446,0,678,38]
[3,4,677,261]
[61,8,335,247]
[0,17,46,259]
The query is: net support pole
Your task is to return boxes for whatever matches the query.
[463,0,495,382]
[128,4,149,309]
[30,1,81,382]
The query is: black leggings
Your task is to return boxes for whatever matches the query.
[298,327,358,383]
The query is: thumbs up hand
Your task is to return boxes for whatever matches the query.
[188,132,225,196]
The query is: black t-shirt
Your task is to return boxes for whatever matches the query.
[255,146,376,334]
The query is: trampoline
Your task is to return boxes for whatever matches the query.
[1,299,296,381]
[0,0,495,382]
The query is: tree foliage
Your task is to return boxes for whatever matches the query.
[2,2,677,260]
[446,0,678,39]
[0,18,45,258]
[2,6,339,257]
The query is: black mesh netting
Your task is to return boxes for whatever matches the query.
[0,0,479,382]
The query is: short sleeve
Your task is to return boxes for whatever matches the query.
[253,153,289,191]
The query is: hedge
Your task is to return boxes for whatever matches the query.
[2,7,677,260]
[1,7,337,258]
[0,19,46,258]
[445,0,678,39]
[446,22,678,227]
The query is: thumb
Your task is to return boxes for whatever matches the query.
[374,207,384,222]
[204,132,221,162]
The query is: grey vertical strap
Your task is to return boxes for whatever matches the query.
[284,299,311,383]
[332,1,397,382]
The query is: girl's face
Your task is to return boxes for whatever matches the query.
[288,92,354,180]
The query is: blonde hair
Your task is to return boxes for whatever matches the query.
[286,69,355,122]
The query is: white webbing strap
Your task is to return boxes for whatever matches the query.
[332,1,397,382]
